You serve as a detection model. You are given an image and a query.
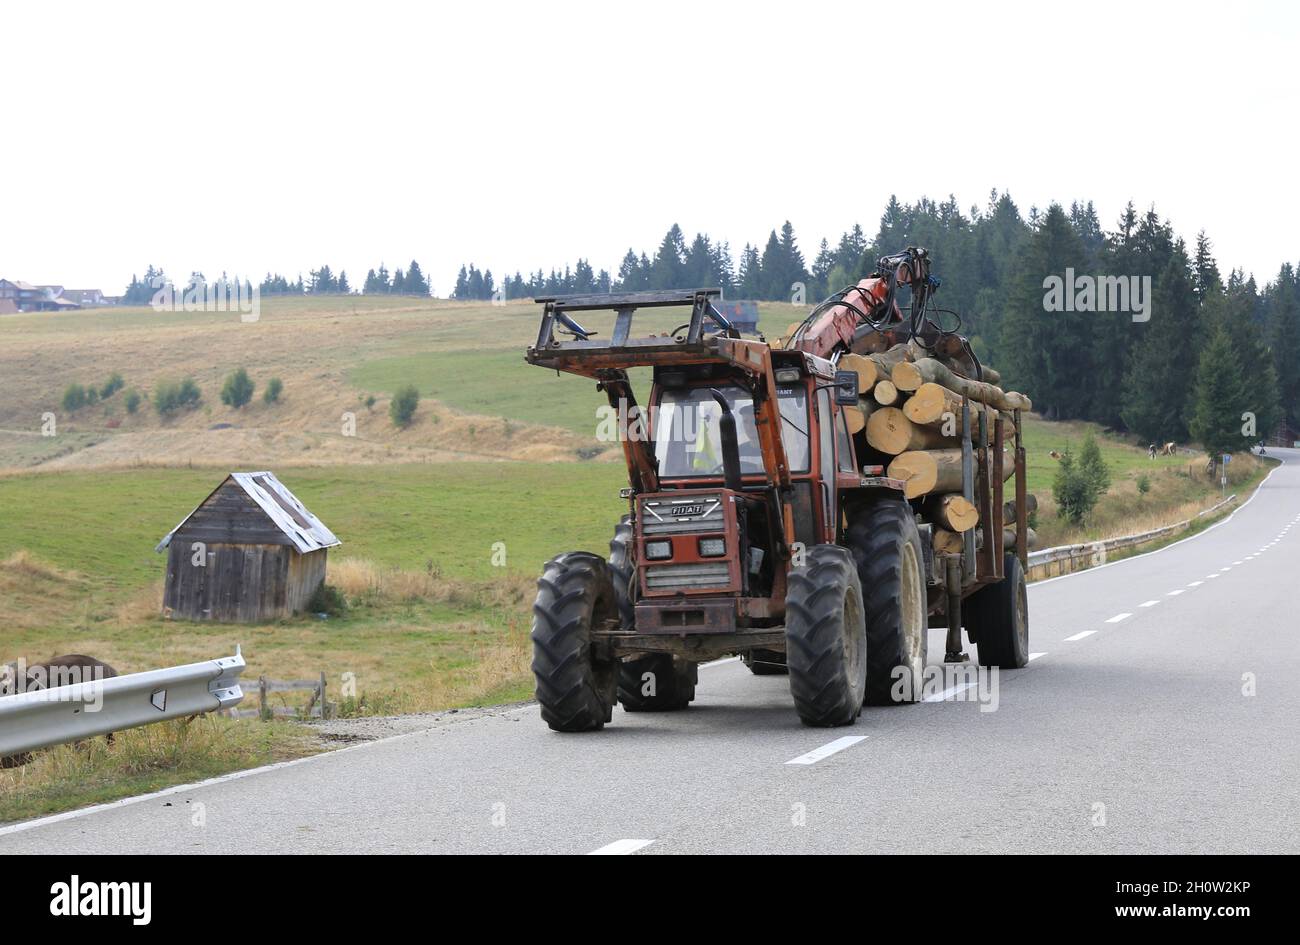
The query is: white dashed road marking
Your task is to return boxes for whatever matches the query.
[924,683,976,703]
[786,735,867,766]
[1139,600,1160,608]
[1028,652,1048,661]
[1105,613,1132,623]
[589,839,654,855]
[1065,630,1096,642]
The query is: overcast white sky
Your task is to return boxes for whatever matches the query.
[3,0,1298,296]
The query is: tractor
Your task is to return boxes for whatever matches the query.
[525,248,1029,731]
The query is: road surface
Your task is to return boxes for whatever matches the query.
[4,450,1298,854]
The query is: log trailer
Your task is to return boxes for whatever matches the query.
[524,247,1030,731]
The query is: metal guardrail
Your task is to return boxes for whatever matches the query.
[1025,494,1239,581]
[0,649,245,757]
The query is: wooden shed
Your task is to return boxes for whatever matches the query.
[156,471,341,622]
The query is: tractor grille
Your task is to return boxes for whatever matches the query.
[640,493,725,536]
[643,562,732,591]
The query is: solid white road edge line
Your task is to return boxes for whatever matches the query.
[786,735,867,765]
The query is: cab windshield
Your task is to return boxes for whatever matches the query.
[653,385,810,478]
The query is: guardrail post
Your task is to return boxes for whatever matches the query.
[259,674,269,722]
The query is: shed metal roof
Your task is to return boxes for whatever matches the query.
[156,471,341,554]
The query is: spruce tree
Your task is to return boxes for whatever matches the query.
[1119,252,1199,441]
[1188,324,1252,463]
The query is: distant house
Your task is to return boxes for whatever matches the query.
[0,279,49,311]
[156,472,341,622]
[0,279,100,311]
[60,288,109,306]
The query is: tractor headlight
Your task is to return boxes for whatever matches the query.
[645,540,672,560]
[698,538,726,557]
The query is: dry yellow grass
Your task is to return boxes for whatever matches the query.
[0,295,611,472]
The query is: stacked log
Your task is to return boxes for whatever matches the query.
[835,340,1032,560]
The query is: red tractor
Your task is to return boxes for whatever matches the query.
[525,248,1029,731]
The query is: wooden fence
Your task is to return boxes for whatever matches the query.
[227,672,334,720]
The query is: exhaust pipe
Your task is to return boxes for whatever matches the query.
[708,389,743,493]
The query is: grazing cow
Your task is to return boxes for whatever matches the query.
[1,655,119,768]
[1049,450,1063,460]
[1163,442,1177,456]
[1148,443,1157,460]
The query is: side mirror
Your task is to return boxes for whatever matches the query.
[833,370,859,406]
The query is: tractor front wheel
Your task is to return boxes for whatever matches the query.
[530,552,619,732]
[784,544,868,727]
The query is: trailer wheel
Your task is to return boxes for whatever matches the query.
[785,544,868,727]
[968,553,1029,668]
[607,514,636,629]
[846,499,928,705]
[618,654,697,711]
[743,648,788,675]
[531,552,618,732]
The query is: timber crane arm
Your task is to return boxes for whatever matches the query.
[783,247,938,360]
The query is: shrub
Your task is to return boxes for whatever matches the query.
[1053,449,1100,525]
[389,385,419,427]
[307,582,347,617]
[1078,433,1111,496]
[1137,474,1151,497]
[124,389,142,414]
[61,384,88,413]
[263,377,283,404]
[220,368,255,409]
[154,378,202,415]
[100,373,124,399]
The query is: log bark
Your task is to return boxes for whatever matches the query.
[1002,493,1038,522]
[892,357,1032,411]
[932,527,964,555]
[865,407,953,455]
[887,448,964,500]
[1003,526,1038,550]
[922,493,979,532]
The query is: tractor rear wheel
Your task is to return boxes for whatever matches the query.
[743,648,788,675]
[846,499,929,705]
[618,654,697,711]
[530,552,619,732]
[784,544,868,727]
[968,553,1029,668]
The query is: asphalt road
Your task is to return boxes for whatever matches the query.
[4,449,1298,854]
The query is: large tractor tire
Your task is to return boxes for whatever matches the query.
[743,648,789,675]
[967,553,1029,668]
[607,514,636,629]
[784,544,868,727]
[530,552,619,732]
[846,499,929,705]
[618,654,698,711]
